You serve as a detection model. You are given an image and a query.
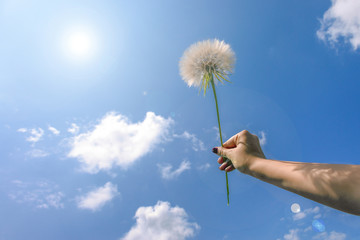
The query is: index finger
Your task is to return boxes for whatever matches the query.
[223,134,237,148]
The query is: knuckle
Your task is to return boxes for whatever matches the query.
[241,130,250,136]
[217,147,223,155]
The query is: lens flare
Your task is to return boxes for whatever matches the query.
[291,203,301,213]
[312,219,325,232]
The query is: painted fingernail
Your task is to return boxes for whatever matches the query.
[212,147,218,154]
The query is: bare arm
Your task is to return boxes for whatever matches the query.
[213,130,360,215]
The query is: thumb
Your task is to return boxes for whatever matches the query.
[212,146,232,159]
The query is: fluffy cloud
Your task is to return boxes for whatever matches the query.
[17,127,44,143]
[77,182,119,211]
[48,126,60,135]
[317,0,360,50]
[37,192,65,209]
[313,231,346,240]
[27,128,44,142]
[17,128,27,133]
[9,180,64,209]
[281,228,347,240]
[158,160,191,180]
[283,229,300,240]
[293,206,320,221]
[68,112,173,173]
[67,123,79,134]
[173,131,206,151]
[121,201,199,240]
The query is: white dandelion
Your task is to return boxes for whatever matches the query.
[179,39,235,93]
[179,39,236,205]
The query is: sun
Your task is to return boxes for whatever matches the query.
[67,32,92,57]
[62,27,98,61]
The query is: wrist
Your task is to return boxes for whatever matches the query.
[239,156,264,175]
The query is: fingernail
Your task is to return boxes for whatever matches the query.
[212,147,218,154]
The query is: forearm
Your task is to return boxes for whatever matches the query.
[243,157,360,215]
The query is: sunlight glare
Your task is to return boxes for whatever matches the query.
[62,27,98,61]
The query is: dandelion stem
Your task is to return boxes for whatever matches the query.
[210,73,230,206]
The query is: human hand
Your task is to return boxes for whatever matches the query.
[212,130,266,172]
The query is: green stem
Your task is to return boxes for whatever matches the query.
[210,73,230,206]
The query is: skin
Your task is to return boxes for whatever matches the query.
[214,130,360,216]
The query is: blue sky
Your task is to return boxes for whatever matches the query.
[1,0,360,239]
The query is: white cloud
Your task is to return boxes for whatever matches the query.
[27,128,44,142]
[68,112,173,173]
[17,128,27,133]
[283,229,300,240]
[293,211,306,221]
[77,182,119,211]
[9,180,64,209]
[281,228,347,240]
[158,160,191,180]
[48,126,60,135]
[18,127,44,143]
[317,0,360,50]
[37,192,65,209]
[173,131,206,151]
[259,131,266,146]
[293,206,320,221]
[27,149,49,158]
[121,201,199,240]
[313,231,346,240]
[68,123,79,134]
[197,163,211,171]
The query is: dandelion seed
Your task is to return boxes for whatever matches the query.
[179,39,235,94]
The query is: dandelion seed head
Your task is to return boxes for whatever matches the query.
[179,39,235,87]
